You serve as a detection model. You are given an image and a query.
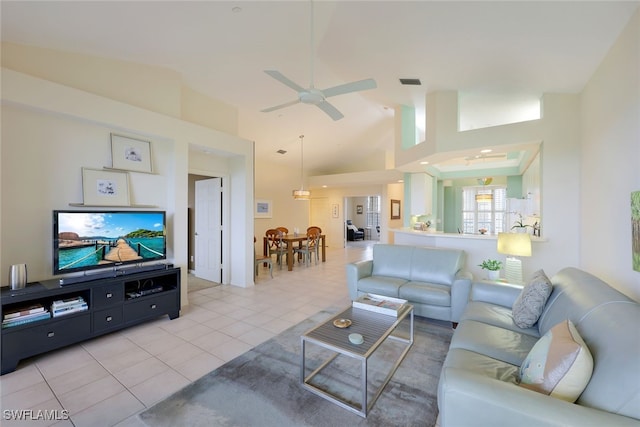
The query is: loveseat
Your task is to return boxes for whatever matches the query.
[437,267,640,426]
[346,244,472,324]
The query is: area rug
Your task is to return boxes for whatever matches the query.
[139,308,453,427]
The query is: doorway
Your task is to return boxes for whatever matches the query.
[345,195,381,247]
[189,175,223,285]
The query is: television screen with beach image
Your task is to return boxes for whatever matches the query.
[53,211,166,275]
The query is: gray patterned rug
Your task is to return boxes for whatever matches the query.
[139,308,452,427]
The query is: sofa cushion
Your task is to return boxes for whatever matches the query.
[519,319,593,403]
[399,282,451,306]
[461,301,540,337]
[449,320,539,366]
[410,246,464,285]
[443,348,520,384]
[357,276,407,298]
[512,270,553,328]
[371,244,414,281]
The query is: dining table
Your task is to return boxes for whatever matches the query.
[263,234,326,271]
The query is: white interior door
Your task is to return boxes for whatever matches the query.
[195,178,222,283]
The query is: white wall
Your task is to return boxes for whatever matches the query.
[580,9,640,300]
[1,69,254,305]
[253,157,310,242]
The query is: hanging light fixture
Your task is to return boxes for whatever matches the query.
[293,135,310,200]
[475,177,493,202]
[475,193,493,202]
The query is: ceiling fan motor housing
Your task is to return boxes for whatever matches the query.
[299,89,325,105]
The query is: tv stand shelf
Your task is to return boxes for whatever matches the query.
[1,267,180,375]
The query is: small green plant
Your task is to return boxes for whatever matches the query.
[478,259,502,271]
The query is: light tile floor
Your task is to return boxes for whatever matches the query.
[0,242,375,427]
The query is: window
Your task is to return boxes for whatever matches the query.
[462,187,506,234]
[366,196,380,228]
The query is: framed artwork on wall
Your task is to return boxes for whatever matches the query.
[332,203,339,218]
[391,199,401,219]
[82,167,130,206]
[356,205,363,214]
[255,199,273,218]
[110,133,153,173]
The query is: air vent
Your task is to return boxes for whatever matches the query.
[399,78,422,86]
[276,149,287,155]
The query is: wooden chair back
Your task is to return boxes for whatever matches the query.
[265,229,284,250]
[307,226,322,235]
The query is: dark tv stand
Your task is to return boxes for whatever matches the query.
[1,267,181,375]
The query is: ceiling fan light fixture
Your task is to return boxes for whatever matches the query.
[260,0,376,121]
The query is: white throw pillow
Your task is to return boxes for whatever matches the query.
[348,224,359,232]
[519,319,593,402]
[512,269,553,328]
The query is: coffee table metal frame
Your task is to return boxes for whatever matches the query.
[300,304,414,417]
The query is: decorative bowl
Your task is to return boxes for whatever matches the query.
[333,318,352,328]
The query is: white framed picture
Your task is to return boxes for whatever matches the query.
[82,168,130,206]
[255,199,273,218]
[110,133,153,173]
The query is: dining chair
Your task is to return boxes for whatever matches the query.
[306,226,322,262]
[276,226,290,250]
[254,237,273,278]
[265,229,287,269]
[294,227,321,267]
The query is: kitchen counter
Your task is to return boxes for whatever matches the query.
[391,228,500,240]
[389,228,547,283]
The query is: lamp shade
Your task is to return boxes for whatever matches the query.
[292,189,310,200]
[497,232,532,257]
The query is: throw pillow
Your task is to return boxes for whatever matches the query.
[512,269,553,328]
[348,224,359,232]
[519,319,593,402]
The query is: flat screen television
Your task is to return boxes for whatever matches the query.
[53,210,167,276]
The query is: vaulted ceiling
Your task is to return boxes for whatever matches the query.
[2,1,637,176]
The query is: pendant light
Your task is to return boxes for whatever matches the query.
[475,177,493,202]
[293,135,310,200]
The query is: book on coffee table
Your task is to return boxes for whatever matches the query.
[352,293,407,317]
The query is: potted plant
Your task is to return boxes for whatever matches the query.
[511,213,532,233]
[478,259,502,281]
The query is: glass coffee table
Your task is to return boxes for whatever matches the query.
[300,304,414,417]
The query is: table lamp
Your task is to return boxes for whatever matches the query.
[497,232,532,284]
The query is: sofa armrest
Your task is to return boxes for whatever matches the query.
[450,272,473,322]
[438,368,640,427]
[470,281,523,308]
[345,260,373,300]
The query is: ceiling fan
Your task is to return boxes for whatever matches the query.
[260,1,376,121]
[464,153,506,162]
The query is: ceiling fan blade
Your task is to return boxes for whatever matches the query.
[261,99,301,113]
[264,70,306,93]
[316,101,344,121]
[322,78,377,98]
